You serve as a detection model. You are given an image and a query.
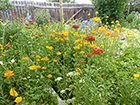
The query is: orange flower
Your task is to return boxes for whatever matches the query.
[4,70,14,79]
[53,59,57,62]
[6,44,9,48]
[99,77,102,79]
[23,57,28,61]
[76,68,81,71]
[47,74,52,78]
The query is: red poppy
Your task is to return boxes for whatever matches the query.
[6,44,9,48]
[35,36,39,38]
[78,61,85,63]
[91,48,104,54]
[29,20,32,22]
[72,25,79,29]
[25,23,28,25]
[42,20,45,22]
[85,36,96,41]
[85,53,93,57]
[31,22,34,25]
[39,34,43,36]
[43,16,46,18]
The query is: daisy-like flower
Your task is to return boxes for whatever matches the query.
[10,88,18,96]
[4,70,14,79]
[14,96,22,103]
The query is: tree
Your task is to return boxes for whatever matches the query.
[0,0,14,11]
[48,0,76,3]
[91,0,131,24]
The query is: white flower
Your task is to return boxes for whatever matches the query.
[56,77,62,81]
[79,79,85,83]
[60,90,65,94]
[11,59,15,63]
[0,61,4,65]
[66,71,80,77]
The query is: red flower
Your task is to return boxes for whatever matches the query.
[25,26,28,28]
[42,20,45,22]
[91,48,104,54]
[6,44,9,48]
[35,36,39,38]
[29,20,33,22]
[85,36,96,41]
[130,20,132,22]
[39,34,43,36]
[28,27,31,29]
[85,53,93,57]
[31,22,34,25]
[25,23,28,26]
[138,15,139,17]
[43,16,46,18]
[72,25,79,29]
[78,61,85,63]
[12,11,14,13]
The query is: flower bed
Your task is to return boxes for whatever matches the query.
[0,13,140,104]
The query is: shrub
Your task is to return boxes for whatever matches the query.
[35,10,50,26]
[91,0,131,24]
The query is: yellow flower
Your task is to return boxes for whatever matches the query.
[106,22,109,24]
[81,34,86,38]
[95,11,99,14]
[10,88,18,96]
[105,30,112,36]
[4,70,14,79]
[70,30,73,34]
[100,45,104,48]
[65,38,70,41]
[27,36,29,38]
[33,33,35,35]
[114,28,119,33]
[111,25,114,27]
[83,41,87,46]
[120,32,123,35]
[76,68,81,71]
[14,96,22,103]
[56,51,62,55]
[35,65,40,69]
[110,37,114,40]
[127,33,132,35]
[36,55,41,58]
[106,16,109,18]
[122,27,126,30]
[23,57,28,61]
[117,24,120,26]
[133,74,140,78]
[0,44,2,47]
[88,13,90,16]
[9,36,12,38]
[116,20,119,24]
[47,74,52,78]
[42,66,46,70]
[73,54,75,56]
[70,23,72,25]
[91,30,96,34]
[80,51,85,54]
[114,32,118,36]
[45,25,48,30]
[114,37,117,40]
[68,48,71,50]
[53,59,57,62]
[111,21,114,24]
[107,44,111,47]
[29,65,36,70]
[36,59,40,61]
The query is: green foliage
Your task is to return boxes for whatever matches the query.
[35,10,50,26]
[91,0,131,24]
[0,0,14,11]
[126,11,135,23]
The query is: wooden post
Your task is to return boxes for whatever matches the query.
[60,0,63,22]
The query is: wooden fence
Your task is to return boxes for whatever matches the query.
[0,0,95,23]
